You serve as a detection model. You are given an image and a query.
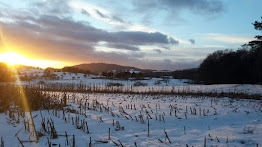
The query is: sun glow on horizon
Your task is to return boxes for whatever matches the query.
[0,51,67,68]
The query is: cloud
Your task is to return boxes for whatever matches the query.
[69,1,158,32]
[1,17,199,70]
[32,0,72,16]
[81,9,90,16]
[130,0,224,26]
[163,59,172,63]
[153,49,162,54]
[205,33,254,44]
[132,0,224,15]
[1,20,148,65]
[189,39,195,44]
[0,7,181,68]
[162,0,223,14]
[169,37,179,45]
[160,45,171,50]
[3,13,176,46]
[111,31,179,45]
[95,9,108,18]
[111,16,125,23]
[0,35,4,49]
[106,43,140,51]
[0,0,205,70]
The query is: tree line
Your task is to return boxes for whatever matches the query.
[102,71,144,80]
[173,17,262,84]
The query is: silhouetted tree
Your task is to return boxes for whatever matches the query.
[62,66,91,74]
[198,17,262,84]
[0,63,16,82]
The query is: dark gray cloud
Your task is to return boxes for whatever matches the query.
[153,49,162,54]
[160,45,171,50]
[11,0,179,47]
[169,37,179,45]
[161,0,223,14]
[81,9,90,16]
[111,31,178,45]
[40,16,176,46]
[111,16,125,23]
[95,10,108,18]
[189,39,195,44]
[130,0,224,25]
[1,20,148,64]
[4,13,176,47]
[163,59,172,63]
[106,43,140,51]
[94,9,126,23]
[0,21,94,59]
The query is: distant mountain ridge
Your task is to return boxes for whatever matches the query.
[73,63,152,73]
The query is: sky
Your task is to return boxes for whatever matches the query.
[0,0,261,70]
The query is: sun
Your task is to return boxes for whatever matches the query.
[0,51,26,65]
[0,51,67,68]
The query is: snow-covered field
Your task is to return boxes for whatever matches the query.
[1,93,262,147]
[0,68,261,146]
[18,69,262,95]
[21,71,191,87]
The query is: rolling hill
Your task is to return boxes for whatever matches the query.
[73,63,152,73]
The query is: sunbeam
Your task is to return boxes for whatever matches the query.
[12,67,39,142]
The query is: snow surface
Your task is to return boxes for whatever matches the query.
[1,68,261,146]
[35,72,190,86]
[17,69,262,95]
[1,93,262,147]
